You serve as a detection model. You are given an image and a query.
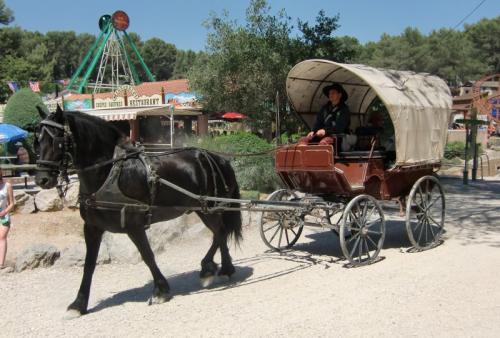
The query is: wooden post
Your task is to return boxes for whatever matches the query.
[197,114,208,136]
[91,93,95,109]
[124,89,128,107]
[161,87,165,104]
[129,119,139,142]
[184,119,192,136]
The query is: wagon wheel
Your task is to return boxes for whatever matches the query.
[259,189,304,251]
[405,175,445,250]
[340,194,386,266]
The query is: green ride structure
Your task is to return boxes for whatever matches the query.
[66,10,155,94]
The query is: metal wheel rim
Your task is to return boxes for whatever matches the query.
[339,194,386,266]
[405,175,445,250]
[259,190,303,251]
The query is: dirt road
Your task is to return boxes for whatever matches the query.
[1,177,500,337]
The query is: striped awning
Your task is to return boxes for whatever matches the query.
[83,105,202,121]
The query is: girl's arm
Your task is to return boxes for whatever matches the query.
[0,183,15,216]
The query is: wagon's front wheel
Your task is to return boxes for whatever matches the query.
[340,194,386,266]
[406,175,445,250]
[259,189,303,251]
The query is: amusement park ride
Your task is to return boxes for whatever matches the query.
[65,10,155,94]
[460,73,500,183]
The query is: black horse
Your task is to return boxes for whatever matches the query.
[35,106,242,318]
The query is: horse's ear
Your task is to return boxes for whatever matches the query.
[54,104,64,122]
[36,105,48,119]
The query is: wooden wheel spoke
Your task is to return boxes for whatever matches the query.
[350,208,362,226]
[412,197,426,213]
[417,186,426,208]
[366,217,382,229]
[361,202,369,223]
[427,214,442,229]
[285,229,290,245]
[424,218,429,244]
[427,218,436,239]
[289,228,297,237]
[366,206,377,223]
[349,237,361,258]
[417,218,425,244]
[358,237,363,262]
[364,239,371,259]
[366,229,382,236]
[268,225,281,243]
[263,222,280,232]
[277,228,284,247]
[366,235,379,248]
[347,232,361,243]
[425,195,442,211]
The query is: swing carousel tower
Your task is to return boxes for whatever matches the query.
[66,10,155,94]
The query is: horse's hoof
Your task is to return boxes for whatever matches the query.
[63,309,82,320]
[200,275,215,288]
[218,265,235,278]
[149,293,172,305]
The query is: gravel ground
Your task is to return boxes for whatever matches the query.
[1,177,500,337]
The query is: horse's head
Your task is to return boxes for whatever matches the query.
[35,105,73,189]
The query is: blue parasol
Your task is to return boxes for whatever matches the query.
[0,124,29,143]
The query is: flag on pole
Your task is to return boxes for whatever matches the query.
[7,81,19,93]
[29,81,41,92]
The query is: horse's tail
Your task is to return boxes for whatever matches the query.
[219,157,243,245]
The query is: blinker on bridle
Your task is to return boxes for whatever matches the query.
[36,117,74,197]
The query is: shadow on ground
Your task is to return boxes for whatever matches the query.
[90,177,499,314]
[440,177,500,247]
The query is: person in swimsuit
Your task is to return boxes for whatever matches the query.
[0,169,15,269]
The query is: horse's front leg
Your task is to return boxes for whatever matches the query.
[65,223,103,319]
[127,227,171,305]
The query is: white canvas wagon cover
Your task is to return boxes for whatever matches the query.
[286,59,452,165]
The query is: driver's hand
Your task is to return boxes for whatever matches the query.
[316,129,326,137]
[307,131,315,139]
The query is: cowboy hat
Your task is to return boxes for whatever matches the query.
[322,83,348,102]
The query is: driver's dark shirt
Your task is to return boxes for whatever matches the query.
[312,102,351,135]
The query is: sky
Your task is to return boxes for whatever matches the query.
[5,0,499,51]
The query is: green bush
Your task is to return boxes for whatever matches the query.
[444,141,483,160]
[2,90,45,162]
[3,88,45,128]
[278,132,302,144]
[189,132,280,192]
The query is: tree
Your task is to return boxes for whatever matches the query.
[172,49,200,79]
[297,10,360,62]
[3,88,44,128]
[141,38,177,80]
[426,28,487,84]
[0,0,13,25]
[465,17,500,73]
[189,0,297,135]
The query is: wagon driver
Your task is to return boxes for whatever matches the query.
[298,83,351,146]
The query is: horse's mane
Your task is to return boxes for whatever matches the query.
[62,110,125,164]
[64,110,124,141]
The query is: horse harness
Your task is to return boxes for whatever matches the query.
[36,117,229,229]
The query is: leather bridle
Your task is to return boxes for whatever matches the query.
[35,117,74,196]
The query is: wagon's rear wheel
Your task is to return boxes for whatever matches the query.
[340,194,386,266]
[259,189,303,251]
[406,175,445,250]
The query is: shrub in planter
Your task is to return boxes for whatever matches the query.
[190,132,280,192]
